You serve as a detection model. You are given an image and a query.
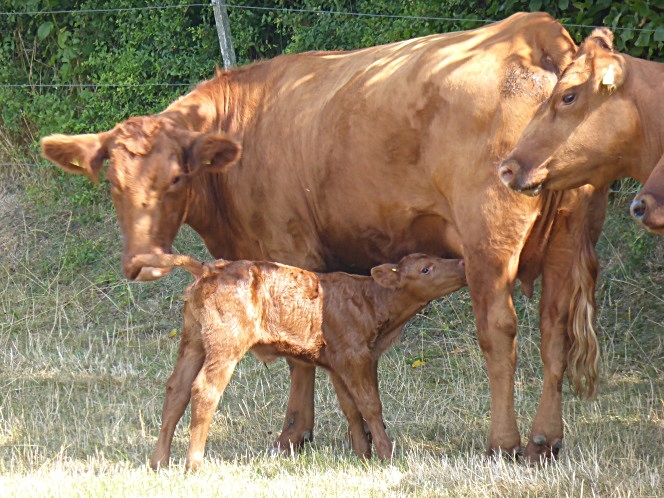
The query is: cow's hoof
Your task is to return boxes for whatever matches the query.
[524,435,562,465]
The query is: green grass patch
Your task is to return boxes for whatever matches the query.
[0,163,662,497]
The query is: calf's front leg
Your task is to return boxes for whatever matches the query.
[338,358,392,460]
[328,371,371,458]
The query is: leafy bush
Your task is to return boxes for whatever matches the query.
[0,0,661,157]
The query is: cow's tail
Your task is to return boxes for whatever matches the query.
[566,228,600,400]
[132,253,212,279]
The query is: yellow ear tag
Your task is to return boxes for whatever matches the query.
[202,159,212,165]
[70,158,81,168]
[602,64,615,86]
[391,268,398,272]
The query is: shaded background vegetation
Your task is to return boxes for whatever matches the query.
[1,0,662,147]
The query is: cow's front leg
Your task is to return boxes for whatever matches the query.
[271,359,315,455]
[466,255,521,457]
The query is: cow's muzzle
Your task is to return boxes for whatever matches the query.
[498,159,544,197]
[630,194,664,235]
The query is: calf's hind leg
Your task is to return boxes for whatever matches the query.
[186,357,241,471]
[151,312,205,470]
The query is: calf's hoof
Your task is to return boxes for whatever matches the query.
[524,435,562,465]
[486,445,523,462]
[268,430,313,457]
[150,453,170,471]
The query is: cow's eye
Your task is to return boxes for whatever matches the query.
[421,266,430,274]
[561,93,576,105]
[171,175,182,186]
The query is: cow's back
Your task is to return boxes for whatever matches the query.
[225,12,576,273]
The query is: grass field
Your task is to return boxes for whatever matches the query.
[0,155,662,497]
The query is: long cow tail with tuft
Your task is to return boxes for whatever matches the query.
[566,213,601,400]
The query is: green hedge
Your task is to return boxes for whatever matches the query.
[0,0,662,153]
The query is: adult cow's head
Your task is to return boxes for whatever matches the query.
[41,116,241,280]
[630,158,664,234]
[498,28,637,194]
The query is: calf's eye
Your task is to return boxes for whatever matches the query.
[421,267,430,274]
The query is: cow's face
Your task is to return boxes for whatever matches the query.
[499,28,636,194]
[41,117,240,280]
[630,158,664,235]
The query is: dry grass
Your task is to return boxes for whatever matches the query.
[0,164,662,497]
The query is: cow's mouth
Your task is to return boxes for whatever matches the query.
[512,181,543,197]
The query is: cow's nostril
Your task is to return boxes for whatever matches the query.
[498,163,514,185]
[630,198,647,220]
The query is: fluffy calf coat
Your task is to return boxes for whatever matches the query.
[136,252,466,470]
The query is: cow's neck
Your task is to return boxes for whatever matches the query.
[626,56,664,183]
[184,172,249,260]
[159,64,268,136]
[159,65,272,260]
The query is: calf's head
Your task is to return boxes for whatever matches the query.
[370,253,466,302]
[41,117,240,280]
[499,28,636,194]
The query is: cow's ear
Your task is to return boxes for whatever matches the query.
[588,28,614,51]
[189,133,241,173]
[594,54,625,93]
[371,264,402,289]
[40,133,109,184]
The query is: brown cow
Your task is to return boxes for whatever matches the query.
[136,252,466,470]
[498,28,664,235]
[40,12,604,463]
[632,160,664,234]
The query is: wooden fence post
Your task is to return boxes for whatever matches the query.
[211,0,237,69]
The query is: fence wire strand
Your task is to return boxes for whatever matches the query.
[0,2,659,31]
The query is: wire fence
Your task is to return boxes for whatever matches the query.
[1,2,661,92]
[0,2,660,169]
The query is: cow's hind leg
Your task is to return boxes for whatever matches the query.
[151,339,205,470]
[328,372,371,458]
[527,187,605,464]
[271,359,315,455]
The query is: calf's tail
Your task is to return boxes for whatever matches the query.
[132,253,211,278]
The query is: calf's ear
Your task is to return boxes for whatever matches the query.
[189,133,241,173]
[371,264,402,289]
[40,133,109,184]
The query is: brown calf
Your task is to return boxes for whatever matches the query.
[136,253,466,470]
